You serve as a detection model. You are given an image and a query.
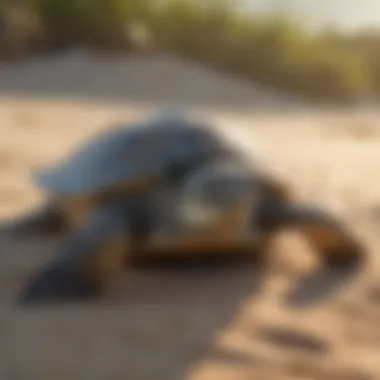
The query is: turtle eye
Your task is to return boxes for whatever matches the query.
[202,177,253,207]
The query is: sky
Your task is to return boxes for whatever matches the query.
[241,0,380,30]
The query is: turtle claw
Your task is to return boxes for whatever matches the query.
[17,266,99,307]
[323,238,366,269]
[0,204,66,239]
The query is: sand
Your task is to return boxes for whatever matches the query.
[0,51,379,380]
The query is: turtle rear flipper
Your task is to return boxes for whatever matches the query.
[277,203,364,267]
[0,202,66,238]
[17,199,132,306]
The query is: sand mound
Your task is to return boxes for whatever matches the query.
[0,50,301,109]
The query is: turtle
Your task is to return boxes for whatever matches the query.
[3,110,227,238]
[1,111,365,306]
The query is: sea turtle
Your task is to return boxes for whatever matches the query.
[1,111,365,306]
[3,110,227,238]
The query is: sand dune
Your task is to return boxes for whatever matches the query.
[0,50,303,109]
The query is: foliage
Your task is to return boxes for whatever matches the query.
[1,0,379,102]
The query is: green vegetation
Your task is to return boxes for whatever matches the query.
[1,0,380,103]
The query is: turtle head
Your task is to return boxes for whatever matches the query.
[178,160,257,228]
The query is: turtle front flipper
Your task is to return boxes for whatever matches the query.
[0,202,66,238]
[257,198,365,268]
[268,199,365,266]
[17,199,132,306]
[283,204,364,267]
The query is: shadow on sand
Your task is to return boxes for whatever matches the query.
[0,235,268,379]
[0,230,365,379]
[284,260,363,308]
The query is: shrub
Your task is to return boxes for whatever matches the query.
[1,0,376,102]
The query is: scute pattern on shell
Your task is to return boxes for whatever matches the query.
[32,110,228,196]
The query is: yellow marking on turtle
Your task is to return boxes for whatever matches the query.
[288,223,361,264]
[84,231,129,287]
[300,225,344,250]
[60,195,98,229]
[139,203,258,257]
[57,172,161,229]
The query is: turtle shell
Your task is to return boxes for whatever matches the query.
[33,111,227,196]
